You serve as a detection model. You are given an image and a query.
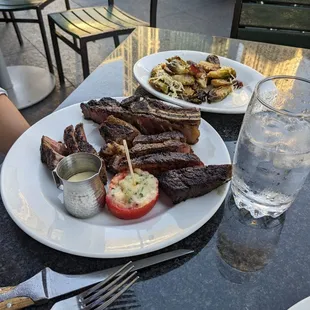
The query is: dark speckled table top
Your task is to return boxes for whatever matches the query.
[2,27,310,310]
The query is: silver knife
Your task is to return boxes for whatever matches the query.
[0,249,193,309]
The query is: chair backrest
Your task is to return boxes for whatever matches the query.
[231,0,310,49]
[108,0,158,27]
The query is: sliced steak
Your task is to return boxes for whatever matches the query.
[99,116,140,147]
[130,140,192,158]
[112,152,203,175]
[64,125,79,153]
[74,123,97,154]
[40,136,67,170]
[133,131,186,145]
[121,97,200,144]
[81,98,126,124]
[159,165,232,204]
[81,96,201,144]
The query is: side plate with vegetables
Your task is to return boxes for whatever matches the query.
[134,50,264,114]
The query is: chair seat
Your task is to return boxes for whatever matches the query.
[49,5,149,39]
[0,0,48,11]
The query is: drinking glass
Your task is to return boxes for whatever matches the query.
[232,75,310,218]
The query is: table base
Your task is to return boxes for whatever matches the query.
[6,66,55,110]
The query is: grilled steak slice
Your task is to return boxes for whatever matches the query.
[99,116,140,147]
[81,98,126,124]
[159,165,232,204]
[40,136,68,170]
[130,140,192,158]
[121,97,200,144]
[74,123,97,154]
[133,131,186,145]
[112,152,203,175]
[81,96,201,144]
[121,97,199,124]
[64,125,79,153]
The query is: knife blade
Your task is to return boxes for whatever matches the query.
[0,249,193,309]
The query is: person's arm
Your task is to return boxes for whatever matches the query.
[0,92,30,154]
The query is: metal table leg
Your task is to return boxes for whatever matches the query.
[0,48,56,110]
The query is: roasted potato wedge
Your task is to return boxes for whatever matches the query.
[198,61,220,73]
[207,67,236,79]
[207,85,233,103]
[211,79,233,87]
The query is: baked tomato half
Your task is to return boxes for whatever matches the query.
[106,168,159,220]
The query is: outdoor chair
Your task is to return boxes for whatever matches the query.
[231,0,310,49]
[0,0,71,73]
[48,0,158,83]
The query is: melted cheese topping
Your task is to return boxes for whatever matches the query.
[111,169,158,208]
[149,74,184,97]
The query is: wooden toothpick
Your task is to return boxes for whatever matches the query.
[123,139,136,185]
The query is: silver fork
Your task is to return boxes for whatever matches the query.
[51,262,139,310]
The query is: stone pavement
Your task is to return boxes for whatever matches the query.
[0,0,235,124]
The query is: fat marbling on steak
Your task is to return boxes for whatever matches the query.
[159,165,232,204]
[111,152,204,175]
[81,96,201,144]
[99,116,140,147]
[130,140,192,158]
[40,136,68,170]
[132,131,186,145]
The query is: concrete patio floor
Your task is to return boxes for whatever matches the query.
[0,0,235,124]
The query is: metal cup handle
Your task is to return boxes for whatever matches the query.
[52,169,63,190]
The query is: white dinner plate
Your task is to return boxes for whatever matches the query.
[134,50,265,114]
[1,98,231,258]
[289,297,310,310]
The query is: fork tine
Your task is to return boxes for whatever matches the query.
[87,272,138,310]
[93,276,139,310]
[80,261,133,299]
[83,265,135,304]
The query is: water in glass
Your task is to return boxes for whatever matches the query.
[232,76,310,218]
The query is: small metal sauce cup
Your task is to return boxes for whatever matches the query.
[52,153,106,219]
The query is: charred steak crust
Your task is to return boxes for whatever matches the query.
[80,96,201,144]
[114,152,203,175]
[64,125,79,153]
[74,123,97,154]
[130,140,192,158]
[159,165,232,204]
[133,131,186,145]
[99,116,140,147]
